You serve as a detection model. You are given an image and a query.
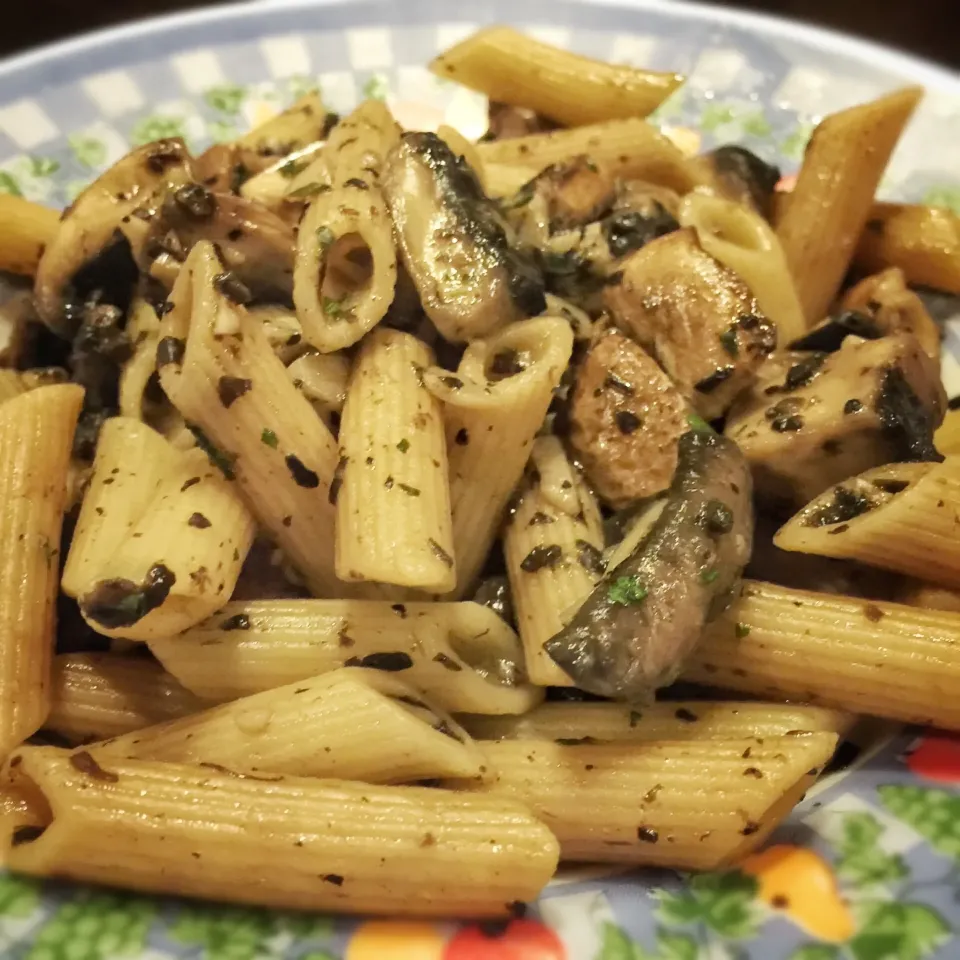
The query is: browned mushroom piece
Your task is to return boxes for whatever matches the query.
[567,327,688,509]
[701,145,781,218]
[486,101,560,141]
[604,227,776,418]
[34,139,195,336]
[145,185,297,302]
[725,333,945,509]
[381,132,545,342]
[841,267,941,362]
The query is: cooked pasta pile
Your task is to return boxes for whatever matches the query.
[0,25,958,917]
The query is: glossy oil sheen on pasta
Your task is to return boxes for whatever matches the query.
[0,23,953,919]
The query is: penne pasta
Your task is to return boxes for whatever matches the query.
[431,26,682,127]
[0,385,83,759]
[4,747,559,918]
[90,667,486,783]
[235,92,331,154]
[0,195,59,277]
[687,580,960,729]
[239,141,326,210]
[477,118,709,194]
[460,701,853,742]
[678,192,806,345]
[293,182,398,353]
[336,328,455,591]
[148,599,544,715]
[854,201,960,294]
[449,734,837,868]
[895,579,960,614]
[158,241,353,598]
[425,317,574,598]
[61,417,174,600]
[77,447,256,642]
[774,460,960,588]
[775,87,922,325]
[483,162,537,199]
[936,408,960,457]
[503,438,604,686]
[47,653,205,744]
[285,349,350,430]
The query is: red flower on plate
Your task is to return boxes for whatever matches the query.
[443,919,566,960]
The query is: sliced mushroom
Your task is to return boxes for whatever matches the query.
[725,333,945,509]
[381,132,546,342]
[702,145,782,217]
[145,185,296,302]
[35,139,194,336]
[568,328,688,509]
[841,267,940,362]
[604,227,776,418]
[486,101,560,141]
[545,425,753,700]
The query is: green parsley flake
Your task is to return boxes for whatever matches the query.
[735,622,751,638]
[700,568,719,585]
[607,576,648,606]
[396,439,410,453]
[686,412,715,434]
[261,428,278,449]
[323,296,348,319]
[315,226,334,249]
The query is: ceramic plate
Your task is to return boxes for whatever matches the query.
[1,2,960,958]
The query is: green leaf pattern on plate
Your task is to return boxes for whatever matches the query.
[834,811,909,887]
[0,170,23,196]
[0,874,40,919]
[130,115,188,147]
[204,84,247,117]
[24,893,155,960]
[67,133,107,169]
[878,784,960,860]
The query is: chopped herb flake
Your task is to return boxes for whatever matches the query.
[396,438,410,453]
[261,428,278,449]
[735,622,751,638]
[279,159,308,178]
[607,576,648,606]
[700,568,719,584]
[315,226,334,248]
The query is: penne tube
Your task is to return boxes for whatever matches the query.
[293,182,398,353]
[158,241,354,598]
[774,460,960,588]
[336,328,455,591]
[0,367,68,405]
[936,409,960,457]
[90,667,486,783]
[0,385,83,759]
[430,26,682,127]
[425,317,574,598]
[239,141,326,210]
[687,580,960,729]
[775,87,922,325]
[149,600,543,715]
[78,447,256,642]
[437,124,484,179]
[678,192,806,345]
[503,438,604,686]
[854,202,960,294]
[476,118,708,194]
[47,653,205,744]
[461,701,853,742]
[0,195,59,277]
[450,734,837,868]
[61,417,174,599]
[4,747,558,918]
[483,162,537,199]
[235,92,330,154]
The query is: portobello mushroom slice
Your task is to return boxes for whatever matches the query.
[381,131,545,342]
[568,327,689,509]
[34,139,194,336]
[702,145,781,218]
[604,227,777,418]
[725,332,945,509]
[145,186,296,303]
[545,425,753,700]
[841,267,940,361]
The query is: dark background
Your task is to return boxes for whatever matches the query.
[1,0,959,66]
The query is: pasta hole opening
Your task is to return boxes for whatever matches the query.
[321,233,374,307]
[4,774,54,853]
[448,632,525,688]
[701,208,763,251]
